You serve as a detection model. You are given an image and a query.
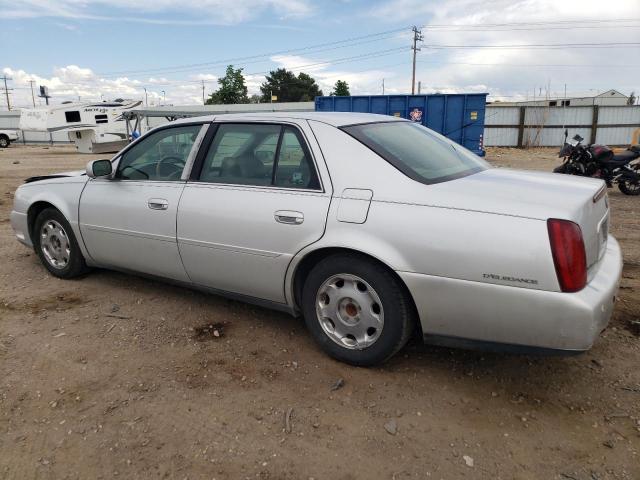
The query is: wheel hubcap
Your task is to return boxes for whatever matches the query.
[40,220,71,269]
[315,274,384,350]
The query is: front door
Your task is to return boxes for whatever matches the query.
[177,121,332,303]
[79,123,206,281]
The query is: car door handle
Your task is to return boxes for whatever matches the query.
[148,198,169,210]
[274,210,304,225]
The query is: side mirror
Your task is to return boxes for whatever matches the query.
[86,159,113,178]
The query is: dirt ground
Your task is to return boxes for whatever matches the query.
[0,145,638,480]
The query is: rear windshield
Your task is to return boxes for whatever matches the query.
[342,121,488,184]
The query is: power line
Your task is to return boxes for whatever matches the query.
[422,42,640,50]
[415,57,640,68]
[423,18,640,28]
[140,47,409,86]
[98,26,409,77]
[102,34,405,79]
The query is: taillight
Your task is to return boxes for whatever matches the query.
[547,219,587,292]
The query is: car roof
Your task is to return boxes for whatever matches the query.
[172,111,405,127]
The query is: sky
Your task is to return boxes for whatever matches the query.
[1,0,639,108]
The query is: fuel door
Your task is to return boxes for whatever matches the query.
[337,188,373,224]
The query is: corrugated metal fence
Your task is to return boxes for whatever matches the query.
[4,104,640,148]
[484,105,640,147]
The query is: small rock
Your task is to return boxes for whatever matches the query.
[384,419,398,435]
[12,160,20,164]
[602,440,614,449]
[463,455,474,467]
[330,378,345,391]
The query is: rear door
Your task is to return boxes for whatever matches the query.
[177,120,332,303]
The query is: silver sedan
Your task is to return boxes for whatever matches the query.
[10,112,622,365]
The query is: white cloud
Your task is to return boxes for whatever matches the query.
[2,65,220,107]
[368,0,640,99]
[268,54,406,96]
[2,0,313,25]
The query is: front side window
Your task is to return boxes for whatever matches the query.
[199,123,320,189]
[116,125,202,181]
[342,121,488,184]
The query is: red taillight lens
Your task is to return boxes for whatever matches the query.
[547,219,587,292]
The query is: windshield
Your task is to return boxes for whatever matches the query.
[342,121,489,184]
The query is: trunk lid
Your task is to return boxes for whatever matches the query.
[432,169,610,269]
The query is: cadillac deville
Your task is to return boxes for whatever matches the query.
[10,113,622,365]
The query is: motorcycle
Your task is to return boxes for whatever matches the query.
[554,131,640,196]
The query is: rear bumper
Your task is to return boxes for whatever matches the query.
[399,236,622,352]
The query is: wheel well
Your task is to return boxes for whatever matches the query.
[27,201,57,241]
[0,134,8,139]
[292,247,422,334]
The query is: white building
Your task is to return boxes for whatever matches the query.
[490,89,631,107]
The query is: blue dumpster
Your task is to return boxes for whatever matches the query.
[315,94,487,156]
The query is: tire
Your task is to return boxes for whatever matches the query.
[301,253,415,366]
[553,164,568,174]
[0,135,9,148]
[33,208,89,278]
[618,179,640,195]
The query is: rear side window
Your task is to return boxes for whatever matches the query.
[199,124,280,186]
[342,121,488,184]
[198,123,320,189]
[274,127,319,189]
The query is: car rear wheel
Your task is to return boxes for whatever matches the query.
[0,135,9,148]
[618,179,640,195]
[301,253,415,366]
[33,208,89,278]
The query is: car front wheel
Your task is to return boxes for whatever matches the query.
[0,135,9,148]
[33,208,89,278]
[301,253,415,366]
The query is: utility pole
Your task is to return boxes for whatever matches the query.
[202,80,206,105]
[382,78,385,95]
[1,75,13,110]
[418,81,422,94]
[29,80,36,107]
[411,26,423,95]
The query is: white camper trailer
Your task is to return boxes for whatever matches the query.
[19,100,142,154]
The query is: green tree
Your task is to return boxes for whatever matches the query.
[259,68,323,102]
[206,65,248,105]
[331,80,350,96]
[628,91,636,105]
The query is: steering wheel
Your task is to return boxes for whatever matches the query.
[155,156,185,180]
